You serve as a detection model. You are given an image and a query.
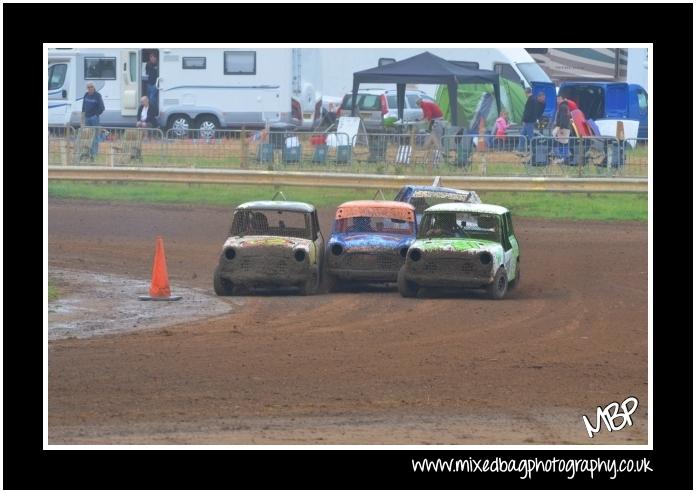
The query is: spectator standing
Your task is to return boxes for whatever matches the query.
[145,52,159,108]
[552,100,572,164]
[494,110,511,150]
[81,81,105,159]
[519,88,546,151]
[416,97,445,150]
[557,94,579,112]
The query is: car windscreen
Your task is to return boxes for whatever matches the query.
[341,94,382,111]
[334,216,414,235]
[406,94,433,108]
[418,212,501,242]
[409,194,473,215]
[230,209,312,239]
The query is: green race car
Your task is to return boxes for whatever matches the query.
[398,203,520,299]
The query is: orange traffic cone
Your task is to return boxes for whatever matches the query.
[139,236,182,301]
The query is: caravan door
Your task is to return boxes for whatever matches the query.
[120,50,138,116]
[530,81,557,119]
[48,61,72,124]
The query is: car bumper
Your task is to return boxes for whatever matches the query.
[328,268,399,282]
[217,260,311,286]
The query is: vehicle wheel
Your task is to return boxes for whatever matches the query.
[195,115,219,139]
[508,260,520,290]
[486,267,508,299]
[299,267,319,296]
[397,268,418,298]
[168,115,190,138]
[213,266,234,296]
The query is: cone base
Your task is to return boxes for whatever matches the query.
[138,295,182,301]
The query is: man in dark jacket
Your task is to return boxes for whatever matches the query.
[520,88,546,151]
[81,81,106,159]
[146,52,159,108]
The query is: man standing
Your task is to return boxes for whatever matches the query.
[81,81,105,159]
[520,88,546,151]
[146,52,159,108]
[416,97,445,150]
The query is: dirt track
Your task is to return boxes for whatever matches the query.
[48,199,648,444]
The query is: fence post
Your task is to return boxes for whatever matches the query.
[59,139,67,165]
[477,117,487,151]
[240,126,248,169]
[578,136,584,177]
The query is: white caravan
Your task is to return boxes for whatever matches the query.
[319,47,552,99]
[48,48,322,131]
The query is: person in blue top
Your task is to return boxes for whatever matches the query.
[81,81,105,159]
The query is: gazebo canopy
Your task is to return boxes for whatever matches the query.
[351,51,502,126]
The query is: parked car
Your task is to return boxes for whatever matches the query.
[398,203,519,299]
[214,200,324,295]
[337,89,435,130]
[324,200,417,291]
[394,185,482,225]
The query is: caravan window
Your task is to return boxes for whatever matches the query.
[378,58,396,66]
[516,62,552,84]
[224,51,256,75]
[494,63,521,84]
[129,53,137,83]
[183,57,206,69]
[48,64,67,90]
[84,57,116,80]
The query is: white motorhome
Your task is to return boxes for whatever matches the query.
[48,48,322,132]
[319,47,553,99]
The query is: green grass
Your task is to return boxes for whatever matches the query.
[479,191,647,222]
[48,181,647,222]
[48,181,383,209]
[48,281,59,302]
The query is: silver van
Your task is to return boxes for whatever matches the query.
[337,89,435,129]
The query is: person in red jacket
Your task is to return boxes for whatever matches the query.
[557,94,579,111]
[416,98,445,149]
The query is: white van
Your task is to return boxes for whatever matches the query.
[47,48,322,132]
[319,47,553,99]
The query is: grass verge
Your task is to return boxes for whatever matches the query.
[48,181,647,221]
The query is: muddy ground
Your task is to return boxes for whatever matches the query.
[48,199,648,444]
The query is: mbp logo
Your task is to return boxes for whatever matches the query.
[582,396,639,438]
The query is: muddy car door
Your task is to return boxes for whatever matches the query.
[311,210,324,269]
[501,212,518,280]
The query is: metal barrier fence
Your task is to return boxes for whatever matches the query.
[48,125,164,166]
[47,125,648,178]
[48,125,76,165]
